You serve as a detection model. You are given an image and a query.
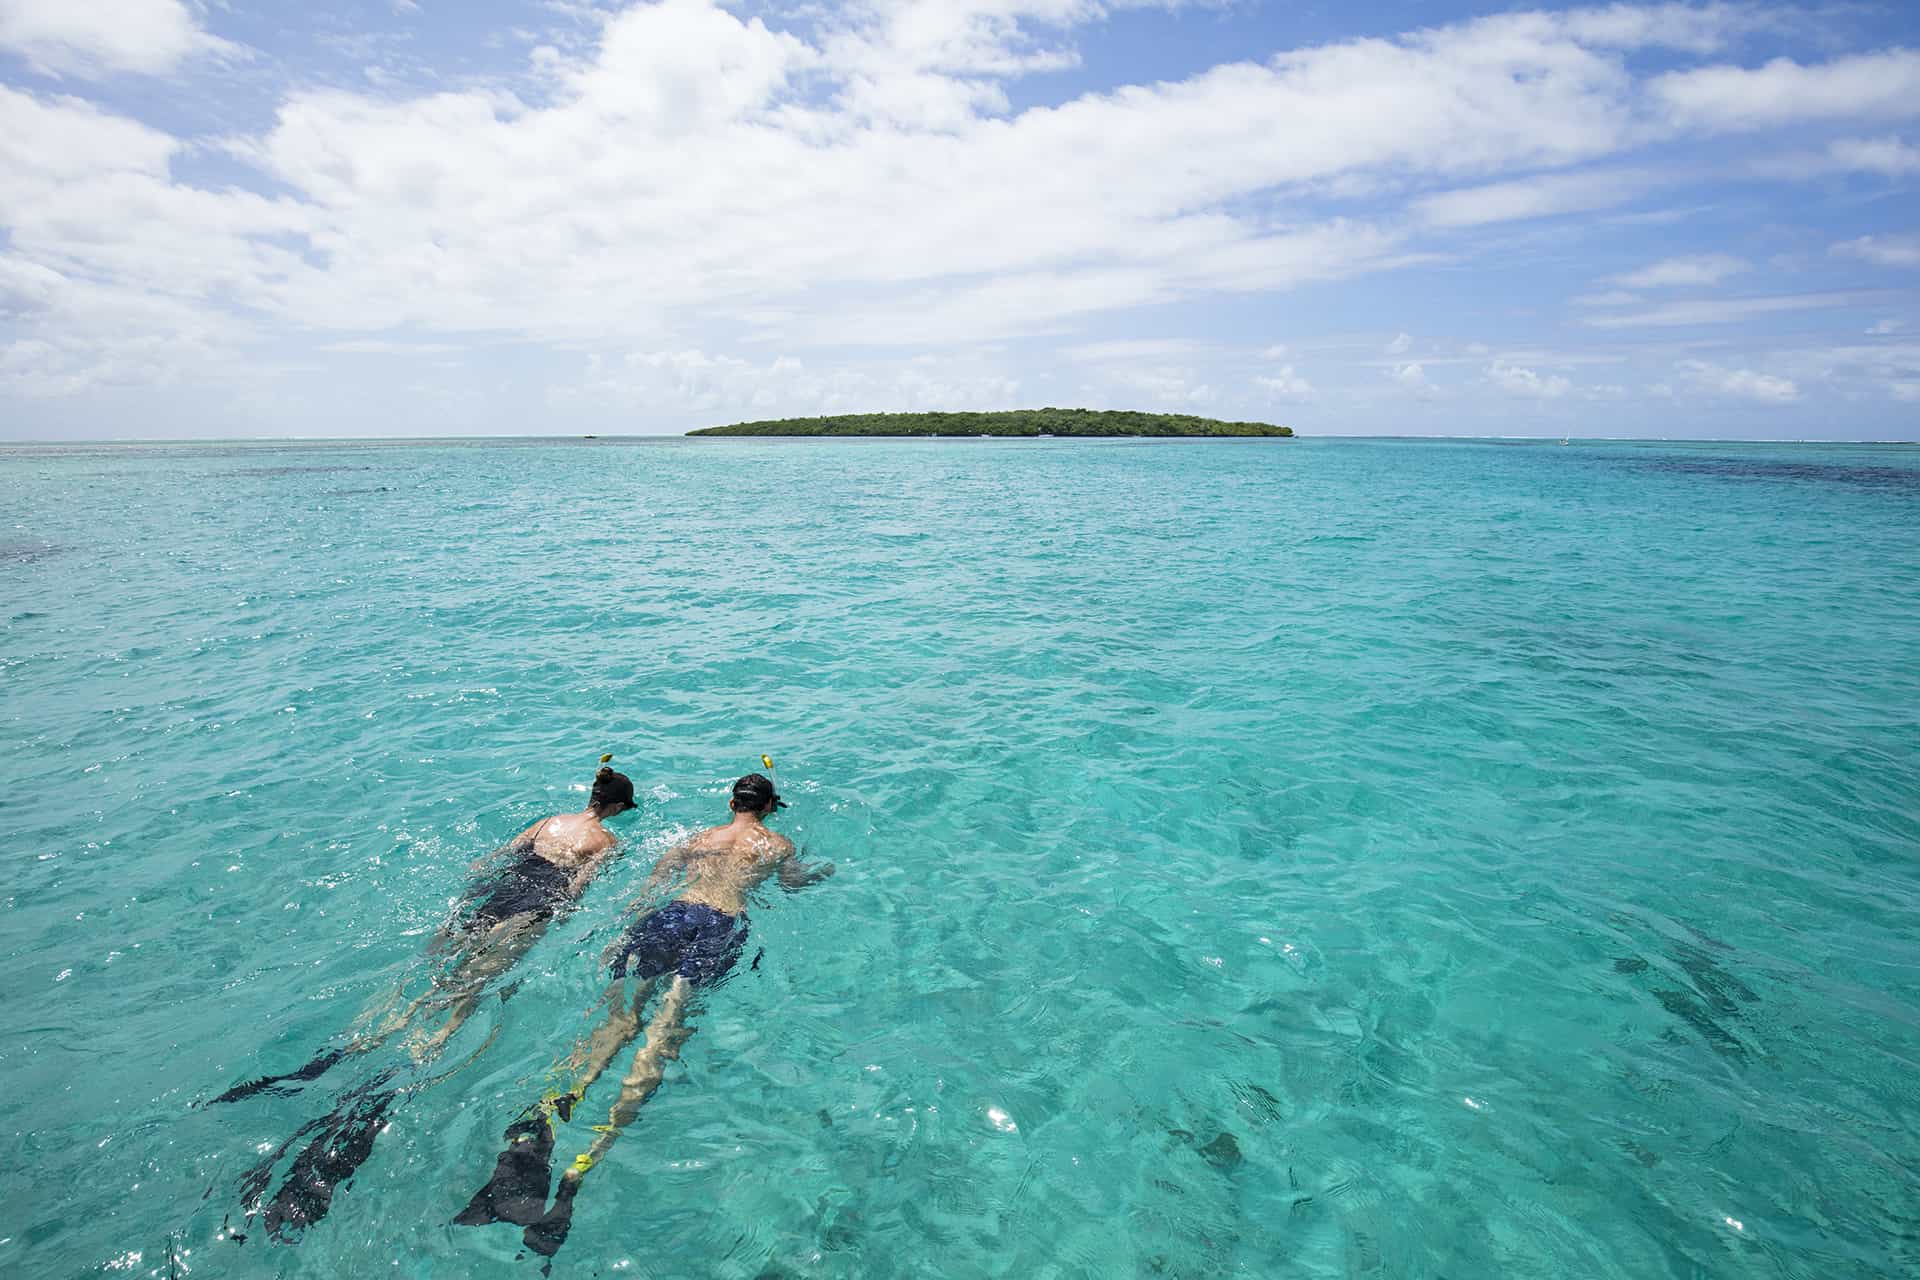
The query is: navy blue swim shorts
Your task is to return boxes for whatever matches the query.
[609,901,749,986]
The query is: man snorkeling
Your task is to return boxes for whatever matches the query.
[456,772,833,1257]
[213,763,637,1103]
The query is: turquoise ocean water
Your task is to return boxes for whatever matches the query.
[2,437,1918,1278]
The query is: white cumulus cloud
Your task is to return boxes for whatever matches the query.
[1827,135,1920,175]
[1111,363,1215,406]
[1256,364,1315,401]
[1611,253,1748,288]
[1677,359,1799,402]
[0,2,1805,404]
[1414,170,1646,228]
[1833,235,1920,269]
[1390,362,1441,399]
[1487,359,1572,398]
[568,346,1022,418]
[1572,289,1642,307]
[0,0,234,77]
[1651,49,1920,131]
[1,0,1917,437]
[1586,290,1882,327]
[1750,134,1920,179]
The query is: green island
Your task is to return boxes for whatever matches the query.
[686,409,1292,438]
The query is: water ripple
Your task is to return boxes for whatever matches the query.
[1,438,1917,1277]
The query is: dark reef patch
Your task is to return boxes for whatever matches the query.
[1622,454,1920,492]
[0,541,64,566]
[237,465,376,477]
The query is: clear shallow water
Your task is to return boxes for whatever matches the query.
[2,436,1918,1279]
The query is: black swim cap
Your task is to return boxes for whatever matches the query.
[731,773,786,812]
[591,767,636,811]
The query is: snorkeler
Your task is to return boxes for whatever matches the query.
[455,772,833,1257]
[211,764,638,1105]
[221,765,642,1243]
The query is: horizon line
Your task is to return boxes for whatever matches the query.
[2,433,1916,447]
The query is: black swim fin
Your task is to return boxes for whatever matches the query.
[211,1047,349,1105]
[262,1071,401,1241]
[522,1173,582,1258]
[453,1101,562,1228]
[234,1114,327,1214]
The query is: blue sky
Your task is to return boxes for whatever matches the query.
[2,1,1917,440]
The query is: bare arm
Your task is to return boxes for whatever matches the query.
[629,837,696,910]
[565,830,619,898]
[777,843,834,891]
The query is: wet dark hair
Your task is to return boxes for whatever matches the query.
[590,767,636,813]
[730,773,786,813]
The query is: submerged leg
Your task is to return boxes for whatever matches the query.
[357,986,437,1047]
[523,977,696,1257]
[453,979,654,1229]
[565,978,656,1095]
[215,975,447,1107]
[213,966,447,1102]
[211,923,518,1105]
[591,976,694,1155]
[409,917,541,1063]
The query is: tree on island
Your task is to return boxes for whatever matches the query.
[685,409,1293,438]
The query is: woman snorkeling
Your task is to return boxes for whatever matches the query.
[211,763,638,1105]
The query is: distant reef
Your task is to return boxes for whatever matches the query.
[686,409,1293,438]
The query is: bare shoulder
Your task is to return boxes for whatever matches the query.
[676,823,732,855]
[770,831,797,857]
[528,814,572,850]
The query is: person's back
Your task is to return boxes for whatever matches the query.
[670,815,795,916]
[452,767,634,937]
[529,810,616,860]
[514,808,620,894]
[641,773,832,919]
